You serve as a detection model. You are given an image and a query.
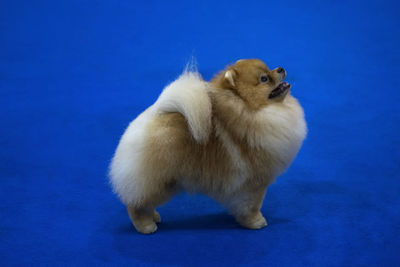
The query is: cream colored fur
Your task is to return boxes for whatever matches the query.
[109,71,211,205]
[156,71,211,143]
[109,59,307,234]
[212,87,306,177]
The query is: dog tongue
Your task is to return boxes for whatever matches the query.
[280,81,290,89]
[269,82,290,99]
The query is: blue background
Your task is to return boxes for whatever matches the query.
[1,0,399,266]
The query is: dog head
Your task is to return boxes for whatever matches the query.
[213,59,290,109]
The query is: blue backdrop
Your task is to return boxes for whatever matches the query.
[1,0,399,266]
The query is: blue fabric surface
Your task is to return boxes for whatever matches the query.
[1,0,399,266]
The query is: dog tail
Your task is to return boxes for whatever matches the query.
[155,67,212,143]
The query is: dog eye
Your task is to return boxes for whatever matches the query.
[260,75,268,83]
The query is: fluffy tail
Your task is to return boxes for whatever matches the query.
[155,69,212,143]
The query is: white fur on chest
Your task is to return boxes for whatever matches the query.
[251,95,307,173]
[217,94,307,179]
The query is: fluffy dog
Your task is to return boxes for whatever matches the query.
[109,59,307,234]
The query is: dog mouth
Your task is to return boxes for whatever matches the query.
[268,81,291,99]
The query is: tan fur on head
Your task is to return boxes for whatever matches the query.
[109,59,307,234]
[212,59,289,109]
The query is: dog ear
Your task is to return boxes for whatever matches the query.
[224,69,237,88]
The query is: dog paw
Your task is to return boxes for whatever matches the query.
[135,222,158,234]
[237,212,268,230]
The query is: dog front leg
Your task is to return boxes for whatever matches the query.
[226,186,268,229]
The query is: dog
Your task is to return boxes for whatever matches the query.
[109,59,307,234]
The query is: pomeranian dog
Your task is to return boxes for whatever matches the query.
[109,59,307,234]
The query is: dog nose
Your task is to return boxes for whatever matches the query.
[277,67,285,74]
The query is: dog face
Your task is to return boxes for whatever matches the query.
[220,59,290,109]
